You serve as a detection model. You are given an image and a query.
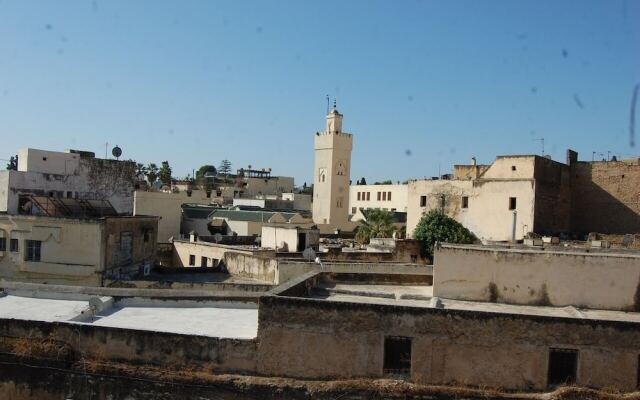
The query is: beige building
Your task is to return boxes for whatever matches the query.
[407,155,570,241]
[0,214,158,286]
[313,106,353,231]
[349,184,408,214]
[261,225,319,252]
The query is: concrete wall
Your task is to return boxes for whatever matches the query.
[433,244,640,311]
[349,184,408,213]
[172,240,274,268]
[276,261,432,285]
[103,216,158,277]
[257,289,640,391]
[533,157,572,235]
[0,215,104,286]
[570,159,640,234]
[224,252,278,283]
[134,190,212,242]
[407,179,535,241]
[0,318,257,374]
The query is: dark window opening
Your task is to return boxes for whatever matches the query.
[351,207,356,214]
[143,230,151,243]
[388,191,392,201]
[420,196,427,207]
[547,348,578,386]
[66,191,73,198]
[189,254,196,266]
[206,190,211,198]
[42,157,47,161]
[186,190,192,197]
[25,240,41,262]
[410,255,417,263]
[511,165,516,171]
[383,336,412,375]
[509,197,517,210]
[357,192,361,201]
[10,239,18,252]
[201,256,207,267]
[366,192,370,201]
[462,196,469,209]
[377,192,381,201]
[0,238,5,251]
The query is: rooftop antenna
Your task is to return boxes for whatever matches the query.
[104,142,108,159]
[333,98,337,110]
[533,137,545,156]
[326,95,330,114]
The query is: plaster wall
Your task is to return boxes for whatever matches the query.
[134,190,211,242]
[17,148,80,175]
[257,295,640,390]
[172,240,273,269]
[103,217,158,277]
[407,179,535,241]
[0,215,104,286]
[433,245,640,311]
[261,225,299,251]
[276,261,432,285]
[223,252,278,283]
[349,184,408,213]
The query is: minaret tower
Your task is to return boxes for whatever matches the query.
[313,102,353,229]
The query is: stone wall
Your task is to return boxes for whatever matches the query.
[433,244,640,311]
[104,216,158,277]
[223,252,278,283]
[257,287,640,390]
[570,159,640,234]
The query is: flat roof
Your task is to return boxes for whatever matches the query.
[0,294,89,322]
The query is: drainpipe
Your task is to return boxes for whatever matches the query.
[511,211,517,243]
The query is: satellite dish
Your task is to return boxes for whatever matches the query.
[214,233,223,243]
[302,247,316,261]
[112,145,122,159]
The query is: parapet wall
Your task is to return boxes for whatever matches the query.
[433,244,640,311]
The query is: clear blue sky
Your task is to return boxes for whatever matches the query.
[0,0,638,185]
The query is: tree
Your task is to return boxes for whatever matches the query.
[374,179,393,185]
[355,209,396,244]
[146,163,159,184]
[218,159,232,175]
[135,163,147,180]
[359,177,367,185]
[412,210,476,259]
[196,165,217,179]
[5,155,18,171]
[158,161,172,185]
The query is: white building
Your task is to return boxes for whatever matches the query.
[349,184,408,214]
[0,148,136,215]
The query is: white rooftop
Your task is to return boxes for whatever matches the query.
[0,294,89,322]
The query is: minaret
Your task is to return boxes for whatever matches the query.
[313,103,353,229]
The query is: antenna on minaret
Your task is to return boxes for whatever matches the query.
[333,98,337,110]
[326,95,330,114]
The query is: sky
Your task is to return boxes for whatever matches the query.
[0,0,638,185]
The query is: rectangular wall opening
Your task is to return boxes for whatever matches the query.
[420,196,427,207]
[547,348,578,386]
[383,336,412,375]
[509,197,517,210]
[462,196,469,208]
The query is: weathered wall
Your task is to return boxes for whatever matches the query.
[407,179,535,241]
[0,215,104,286]
[0,318,257,374]
[172,240,274,270]
[532,158,571,235]
[349,184,408,213]
[257,293,640,390]
[276,261,432,285]
[433,244,640,311]
[104,216,158,278]
[570,159,640,234]
[224,252,278,283]
[134,190,211,242]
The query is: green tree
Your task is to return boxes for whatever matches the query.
[146,163,159,184]
[135,163,147,179]
[218,159,232,175]
[5,155,18,170]
[196,165,217,179]
[412,210,476,259]
[158,161,172,185]
[355,209,396,244]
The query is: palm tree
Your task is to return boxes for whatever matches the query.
[355,209,396,244]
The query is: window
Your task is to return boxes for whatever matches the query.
[509,197,517,210]
[366,192,370,201]
[511,165,517,171]
[388,191,392,201]
[0,238,5,251]
[143,229,151,243]
[201,256,208,267]
[420,196,427,207]
[119,232,133,264]
[66,191,73,198]
[189,254,196,266]
[357,192,361,201]
[351,207,356,214]
[382,192,387,201]
[462,196,469,209]
[377,192,381,201]
[391,208,396,212]
[383,336,412,374]
[206,190,211,198]
[10,239,18,252]
[25,240,41,262]
[547,348,578,386]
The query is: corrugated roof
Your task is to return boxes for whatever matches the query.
[181,204,218,219]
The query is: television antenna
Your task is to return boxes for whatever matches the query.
[533,137,545,156]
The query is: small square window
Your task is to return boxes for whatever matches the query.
[547,348,578,386]
[509,197,517,210]
[25,240,41,262]
[383,336,412,375]
[189,254,196,266]
[462,196,469,209]
[511,165,516,171]
[420,196,427,207]
[201,256,208,267]
[10,239,18,252]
